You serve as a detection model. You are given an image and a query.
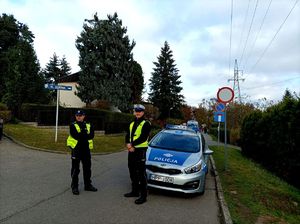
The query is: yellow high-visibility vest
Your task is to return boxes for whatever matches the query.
[129,120,149,148]
[67,123,93,150]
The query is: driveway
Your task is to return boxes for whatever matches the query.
[0,137,220,224]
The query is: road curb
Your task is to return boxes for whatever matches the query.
[210,156,233,224]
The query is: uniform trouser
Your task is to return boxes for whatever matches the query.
[0,125,3,140]
[71,154,92,189]
[128,148,147,198]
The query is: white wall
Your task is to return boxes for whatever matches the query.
[59,82,86,108]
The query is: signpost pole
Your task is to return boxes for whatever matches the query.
[218,122,220,151]
[45,84,72,143]
[216,86,234,171]
[224,105,227,170]
[55,89,59,142]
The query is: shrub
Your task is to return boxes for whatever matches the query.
[0,103,11,123]
[20,104,134,134]
[240,96,300,188]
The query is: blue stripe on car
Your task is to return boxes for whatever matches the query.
[148,148,191,165]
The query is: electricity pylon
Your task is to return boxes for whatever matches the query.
[228,59,244,103]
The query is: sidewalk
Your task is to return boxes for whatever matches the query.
[204,133,241,150]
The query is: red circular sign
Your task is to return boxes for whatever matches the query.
[217,87,234,103]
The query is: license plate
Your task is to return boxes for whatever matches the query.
[150,174,174,183]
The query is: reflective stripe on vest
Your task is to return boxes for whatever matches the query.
[129,120,148,148]
[67,123,93,150]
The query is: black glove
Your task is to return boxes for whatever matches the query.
[80,128,88,139]
[71,148,79,159]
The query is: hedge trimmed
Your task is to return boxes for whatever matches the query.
[240,96,300,188]
[19,103,134,134]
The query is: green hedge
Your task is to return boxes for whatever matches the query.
[240,96,300,188]
[19,104,57,122]
[0,103,11,123]
[19,104,134,134]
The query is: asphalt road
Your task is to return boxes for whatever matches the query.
[0,137,220,224]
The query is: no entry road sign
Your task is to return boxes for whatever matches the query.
[217,87,234,103]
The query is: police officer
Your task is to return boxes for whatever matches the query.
[0,117,3,141]
[67,110,97,195]
[124,104,151,204]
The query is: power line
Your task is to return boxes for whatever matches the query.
[248,0,299,74]
[243,76,300,90]
[236,0,251,57]
[239,0,259,66]
[228,0,234,78]
[242,0,273,75]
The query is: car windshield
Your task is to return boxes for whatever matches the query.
[149,131,200,153]
[187,124,199,130]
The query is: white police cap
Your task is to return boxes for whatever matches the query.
[134,104,145,112]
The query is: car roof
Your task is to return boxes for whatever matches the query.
[164,124,198,136]
[187,120,199,124]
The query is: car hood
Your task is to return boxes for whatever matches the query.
[146,147,201,167]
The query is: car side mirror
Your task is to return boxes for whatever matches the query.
[204,148,213,155]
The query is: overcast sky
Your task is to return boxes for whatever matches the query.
[2,0,300,106]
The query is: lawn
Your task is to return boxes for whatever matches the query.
[211,145,300,224]
[3,124,126,153]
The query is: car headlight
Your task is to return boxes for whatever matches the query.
[184,160,203,174]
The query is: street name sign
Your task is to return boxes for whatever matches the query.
[45,84,72,91]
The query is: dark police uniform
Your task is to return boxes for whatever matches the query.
[0,118,3,140]
[125,113,151,204]
[67,111,97,195]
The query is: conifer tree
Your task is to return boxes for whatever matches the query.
[0,13,48,115]
[130,60,144,103]
[43,53,72,83]
[60,55,72,76]
[148,41,184,118]
[75,13,136,111]
[43,53,61,83]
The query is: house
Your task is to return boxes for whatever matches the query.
[58,72,86,108]
[58,72,121,112]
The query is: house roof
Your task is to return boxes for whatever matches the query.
[58,71,80,83]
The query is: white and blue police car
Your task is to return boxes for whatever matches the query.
[187,120,200,132]
[146,124,213,194]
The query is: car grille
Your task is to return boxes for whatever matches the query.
[148,180,200,190]
[146,165,182,175]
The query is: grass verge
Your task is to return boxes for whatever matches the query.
[3,124,125,153]
[211,145,300,224]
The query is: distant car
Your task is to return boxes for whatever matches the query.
[187,120,200,132]
[146,124,213,194]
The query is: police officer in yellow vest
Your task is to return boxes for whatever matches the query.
[124,104,151,204]
[67,110,97,195]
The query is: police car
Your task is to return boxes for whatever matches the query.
[146,124,213,194]
[187,120,200,132]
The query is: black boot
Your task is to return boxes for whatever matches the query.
[135,196,147,204]
[85,185,98,192]
[124,191,139,197]
[72,187,79,195]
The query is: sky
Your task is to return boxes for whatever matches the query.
[1,0,300,106]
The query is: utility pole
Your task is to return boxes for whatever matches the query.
[228,59,244,103]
